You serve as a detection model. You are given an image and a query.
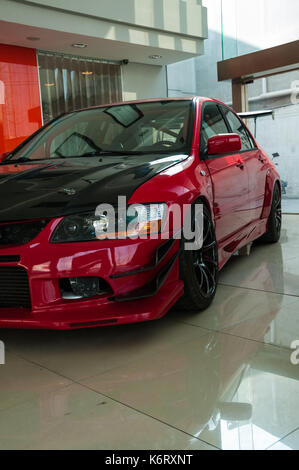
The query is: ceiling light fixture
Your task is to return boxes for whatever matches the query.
[44,83,55,87]
[26,36,40,41]
[81,71,93,75]
[149,55,162,60]
[72,43,88,48]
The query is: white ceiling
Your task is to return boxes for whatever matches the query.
[0,21,202,66]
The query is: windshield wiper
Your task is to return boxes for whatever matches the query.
[7,151,146,163]
[7,157,50,163]
[79,150,146,157]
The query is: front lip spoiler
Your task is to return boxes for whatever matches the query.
[111,247,181,302]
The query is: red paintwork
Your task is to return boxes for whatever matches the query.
[0,97,280,329]
[208,133,241,155]
[0,44,42,155]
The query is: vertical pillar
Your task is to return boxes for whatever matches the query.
[232,79,249,113]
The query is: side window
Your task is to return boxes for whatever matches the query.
[245,129,257,149]
[200,103,229,154]
[221,106,253,151]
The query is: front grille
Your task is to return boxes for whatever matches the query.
[0,267,31,308]
[0,220,49,245]
[0,255,20,263]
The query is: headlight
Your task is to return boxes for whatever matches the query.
[51,203,167,243]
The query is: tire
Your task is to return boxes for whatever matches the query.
[259,183,282,244]
[177,203,219,311]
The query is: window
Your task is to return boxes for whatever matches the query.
[200,103,229,153]
[9,100,193,161]
[221,106,254,151]
[38,52,122,124]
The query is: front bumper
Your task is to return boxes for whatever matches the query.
[0,219,183,329]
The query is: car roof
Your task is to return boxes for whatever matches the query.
[76,96,214,113]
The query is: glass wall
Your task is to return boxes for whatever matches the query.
[38,52,122,123]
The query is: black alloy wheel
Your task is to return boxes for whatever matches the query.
[259,183,282,244]
[177,203,219,311]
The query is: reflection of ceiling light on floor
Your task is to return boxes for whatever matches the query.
[149,55,162,60]
[82,71,93,75]
[72,43,88,48]
[44,83,55,87]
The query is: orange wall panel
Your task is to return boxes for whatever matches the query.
[0,44,42,155]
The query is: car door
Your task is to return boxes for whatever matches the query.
[220,105,268,221]
[200,102,250,242]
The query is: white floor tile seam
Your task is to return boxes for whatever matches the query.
[1,352,221,451]
[73,326,213,383]
[218,282,299,299]
[217,282,291,300]
[67,320,214,385]
[2,321,211,384]
[220,327,298,352]
[170,317,294,353]
[3,347,159,388]
[72,380,221,451]
[0,350,76,415]
[78,375,292,451]
[266,426,299,450]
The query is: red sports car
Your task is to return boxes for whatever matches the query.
[0,97,281,329]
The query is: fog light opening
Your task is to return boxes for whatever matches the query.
[59,277,112,300]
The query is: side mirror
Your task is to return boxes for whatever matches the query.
[208,134,242,156]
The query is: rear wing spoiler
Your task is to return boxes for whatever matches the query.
[238,110,274,137]
[238,110,274,119]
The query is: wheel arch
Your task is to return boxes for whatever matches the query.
[261,173,281,220]
[191,194,215,225]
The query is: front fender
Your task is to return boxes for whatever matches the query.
[129,154,214,225]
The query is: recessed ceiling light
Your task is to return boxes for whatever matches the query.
[72,43,88,48]
[81,71,93,75]
[149,55,162,60]
[44,83,55,87]
[26,36,40,41]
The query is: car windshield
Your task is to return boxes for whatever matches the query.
[8,100,193,161]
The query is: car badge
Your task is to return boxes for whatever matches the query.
[60,187,76,196]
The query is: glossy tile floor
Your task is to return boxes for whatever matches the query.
[0,215,299,450]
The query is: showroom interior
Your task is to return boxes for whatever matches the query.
[0,0,299,451]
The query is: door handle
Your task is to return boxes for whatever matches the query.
[258,154,266,163]
[236,160,245,170]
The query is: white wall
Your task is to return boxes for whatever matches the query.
[24,0,207,38]
[122,63,167,101]
[249,105,299,199]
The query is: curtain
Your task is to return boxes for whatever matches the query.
[38,53,122,123]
